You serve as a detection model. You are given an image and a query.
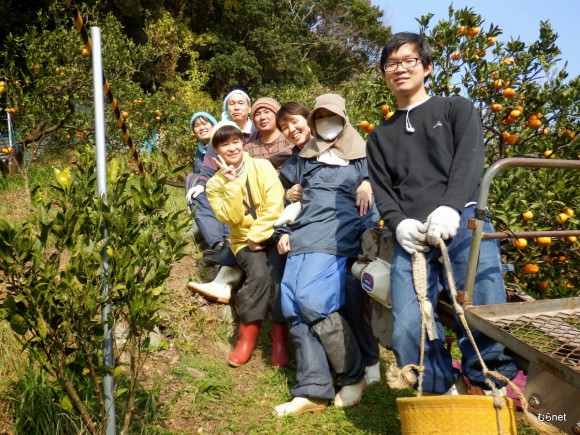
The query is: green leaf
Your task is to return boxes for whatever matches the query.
[115,387,128,398]
[37,317,48,338]
[60,395,73,413]
[10,314,28,335]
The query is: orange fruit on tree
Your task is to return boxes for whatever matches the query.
[380,104,390,115]
[528,118,543,129]
[522,210,534,220]
[541,128,549,135]
[491,103,502,112]
[537,281,549,290]
[513,238,527,249]
[500,131,510,142]
[502,88,516,98]
[457,25,468,36]
[506,134,519,145]
[556,213,569,224]
[385,111,395,120]
[536,236,552,247]
[468,27,480,37]
[121,111,129,118]
[451,52,461,60]
[487,36,496,46]
[493,79,504,89]
[543,150,555,159]
[563,129,575,139]
[80,48,90,56]
[359,121,370,130]
[567,236,577,243]
[523,264,539,274]
[562,207,575,218]
[509,109,522,119]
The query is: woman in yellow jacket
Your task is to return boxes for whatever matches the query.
[205,121,288,367]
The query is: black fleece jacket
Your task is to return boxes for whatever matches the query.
[366,96,484,234]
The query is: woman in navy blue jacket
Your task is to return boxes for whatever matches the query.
[273,95,379,417]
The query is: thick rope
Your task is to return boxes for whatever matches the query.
[438,239,555,435]
[388,240,555,434]
[387,252,432,394]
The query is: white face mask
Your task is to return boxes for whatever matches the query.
[315,115,344,141]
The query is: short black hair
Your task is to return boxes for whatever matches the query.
[192,115,212,129]
[276,102,310,131]
[212,125,243,148]
[380,32,433,76]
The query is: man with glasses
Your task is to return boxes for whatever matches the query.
[366,32,517,396]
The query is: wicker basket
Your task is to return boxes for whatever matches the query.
[397,395,517,434]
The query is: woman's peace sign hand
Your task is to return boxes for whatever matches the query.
[212,155,237,182]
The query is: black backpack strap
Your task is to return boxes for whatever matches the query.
[243,177,257,220]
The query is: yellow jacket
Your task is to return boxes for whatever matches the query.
[206,152,285,255]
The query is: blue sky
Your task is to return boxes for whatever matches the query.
[371,0,578,79]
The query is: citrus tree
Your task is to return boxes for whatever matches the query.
[0,148,189,433]
[343,6,578,299]
[0,2,215,189]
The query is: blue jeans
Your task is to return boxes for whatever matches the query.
[391,205,517,393]
[191,192,229,248]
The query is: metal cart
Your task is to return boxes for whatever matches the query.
[463,158,580,434]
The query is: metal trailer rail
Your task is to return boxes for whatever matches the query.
[462,158,580,434]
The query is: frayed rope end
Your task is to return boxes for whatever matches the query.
[387,364,420,390]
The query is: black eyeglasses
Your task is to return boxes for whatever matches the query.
[383,58,420,73]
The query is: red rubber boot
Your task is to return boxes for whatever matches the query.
[228,321,261,367]
[271,322,289,367]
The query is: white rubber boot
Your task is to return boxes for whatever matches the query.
[334,378,366,408]
[187,265,244,304]
[274,397,328,417]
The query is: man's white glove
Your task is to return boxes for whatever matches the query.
[426,205,460,246]
[186,185,205,203]
[396,219,430,255]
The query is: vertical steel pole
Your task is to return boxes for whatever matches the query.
[7,112,13,148]
[91,26,116,435]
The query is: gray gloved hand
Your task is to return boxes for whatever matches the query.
[426,205,460,246]
[186,184,205,203]
[396,219,430,255]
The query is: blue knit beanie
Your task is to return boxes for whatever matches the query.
[190,111,218,128]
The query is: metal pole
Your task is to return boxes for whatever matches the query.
[91,26,116,435]
[464,157,580,306]
[7,112,13,148]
